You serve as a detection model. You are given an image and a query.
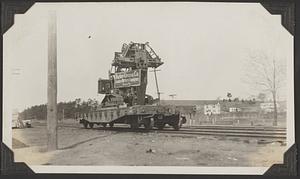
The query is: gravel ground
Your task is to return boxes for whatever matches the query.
[12,119,286,167]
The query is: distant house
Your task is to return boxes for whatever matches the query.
[260,102,280,113]
[229,107,241,112]
[204,103,221,115]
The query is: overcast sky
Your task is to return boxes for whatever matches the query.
[3,2,293,111]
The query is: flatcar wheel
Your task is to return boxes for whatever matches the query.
[102,123,107,128]
[83,122,88,129]
[89,123,94,129]
[130,122,139,129]
[173,124,180,131]
[144,118,154,130]
[157,123,165,130]
[109,123,114,128]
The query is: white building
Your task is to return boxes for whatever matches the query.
[260,102,279,112]
[229,107,241,112]
[204,103,221,115]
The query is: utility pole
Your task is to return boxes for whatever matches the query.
[150,68,161,102]
[62,108,64,122]
[47,11,58,151]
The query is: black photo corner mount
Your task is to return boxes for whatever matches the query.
[264,144,297,176]
[1,0,35,35]
[0,0,297,176]
[0,142,34,174]
[261,0,295,35]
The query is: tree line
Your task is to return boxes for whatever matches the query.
[19,98,97,121]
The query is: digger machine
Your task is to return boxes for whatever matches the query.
[76,42,186,130]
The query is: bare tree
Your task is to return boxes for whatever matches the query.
[227,92,232,102]
[243,50,286,126]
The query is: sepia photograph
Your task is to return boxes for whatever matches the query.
[2,1,295,175]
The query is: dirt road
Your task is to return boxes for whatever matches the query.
[12,119,286,166]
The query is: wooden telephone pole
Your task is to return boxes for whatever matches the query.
[47,11,58,151]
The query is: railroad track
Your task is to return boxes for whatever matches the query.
[160,125,286,140]
[32,122,286,140]
[182,125,286,131]
[159,128,286,140]
[175,128,286,135]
